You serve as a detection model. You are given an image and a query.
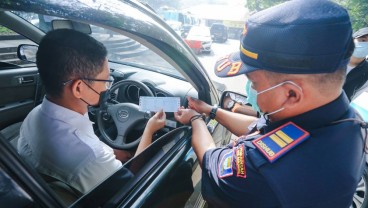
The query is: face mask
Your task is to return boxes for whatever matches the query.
[245,80,261,112]
[245,80,302,117]
[353,41,368,58]
[80,80,104,107]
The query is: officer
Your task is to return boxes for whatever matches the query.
[343,27,368,101]
[174,0,366,207]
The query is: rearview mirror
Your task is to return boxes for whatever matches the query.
[52,19,92,34]
[220,91,257,117]
[17,44,38,63]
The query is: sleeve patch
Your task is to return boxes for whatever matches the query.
[252,122,310,163]
[218,150,233,178]
[235,144,246,178]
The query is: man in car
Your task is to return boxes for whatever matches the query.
[17,29,166,194]
[343,27,368,101]
[174,0,365,207]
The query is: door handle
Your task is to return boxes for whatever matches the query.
[18,76,34,84]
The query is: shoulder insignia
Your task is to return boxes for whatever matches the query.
[218,150,233,178]
[252,122,310,163]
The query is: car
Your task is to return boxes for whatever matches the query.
[0,0,231,207]
[210,23,228,43]
[184,26,212,55]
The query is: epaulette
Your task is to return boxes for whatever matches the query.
[252,122,310,163]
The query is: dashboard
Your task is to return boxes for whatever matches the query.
[96,62,198,139]
[109,62,197,106]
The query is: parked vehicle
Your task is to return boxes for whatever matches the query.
[184,26,212,55]
[0,0,230,207]
[210,23,228,43]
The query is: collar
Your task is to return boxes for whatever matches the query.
[40,97,95,136]
[263,93,350,133]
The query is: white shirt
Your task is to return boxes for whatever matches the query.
[17,97,122,194]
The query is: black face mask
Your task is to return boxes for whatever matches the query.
[80,80,104,108]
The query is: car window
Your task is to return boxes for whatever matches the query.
[351,92,368,121]
[0,25,35,69]
[12,12,184,79]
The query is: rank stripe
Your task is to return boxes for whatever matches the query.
[252,122,310,163]
[276,130,294,144]
[269,134,287,148]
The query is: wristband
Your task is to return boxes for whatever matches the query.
[190,114,205,124]
[209,105,218,119]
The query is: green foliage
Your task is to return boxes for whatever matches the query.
[334,0,368,31]
[245,0,288,12]
[0,26,15,35]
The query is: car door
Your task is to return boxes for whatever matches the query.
[0,12,43,131]
[70,126,200,208]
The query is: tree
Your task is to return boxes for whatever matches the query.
[245,0,288,12]
[335,0,368,31]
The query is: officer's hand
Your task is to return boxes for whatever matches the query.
[174,107,200,125]
[146,109,166,133]
[187,96,212,116]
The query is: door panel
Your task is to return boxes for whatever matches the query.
[0,24,40,129]
[0,67,40,129]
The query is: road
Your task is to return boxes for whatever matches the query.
[197,39,247,94]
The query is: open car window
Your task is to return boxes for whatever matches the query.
[0,25,35,69]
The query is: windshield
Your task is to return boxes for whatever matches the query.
[11,12,184,79]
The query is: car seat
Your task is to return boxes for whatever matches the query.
[0,122,82,206]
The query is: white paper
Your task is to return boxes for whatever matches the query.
[139,96,180,112]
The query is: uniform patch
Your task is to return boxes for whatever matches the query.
[218,150,233,178]
[252,122,310,163]
[235,144,246,178]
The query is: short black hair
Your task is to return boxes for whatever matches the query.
[36,29,107,97]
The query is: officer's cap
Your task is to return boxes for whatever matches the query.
[214,0,353,77]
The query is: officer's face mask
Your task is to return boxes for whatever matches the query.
[353,41,368,58]
[245,80,302,119]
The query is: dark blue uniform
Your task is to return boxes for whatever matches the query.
[343,58,368,101]
[202,94,365,207]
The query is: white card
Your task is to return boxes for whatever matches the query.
[139,96,180,112]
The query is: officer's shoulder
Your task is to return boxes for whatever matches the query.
[252,122,310,163]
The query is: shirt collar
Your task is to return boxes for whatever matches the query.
[263,93,350,133]
[41,97,95,136]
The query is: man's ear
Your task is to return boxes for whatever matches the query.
[283,84,303,108]
[71,79,83,99]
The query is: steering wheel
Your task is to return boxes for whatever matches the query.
[97,80,154,150]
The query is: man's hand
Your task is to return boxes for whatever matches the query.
[174,107,200,125]
[146,109,166,133]
[135,109,166,156]
[187,96,212,115]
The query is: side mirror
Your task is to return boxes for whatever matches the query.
[220,91,258,117]
[17,44,38,63]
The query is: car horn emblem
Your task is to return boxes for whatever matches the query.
[117,109,129,122]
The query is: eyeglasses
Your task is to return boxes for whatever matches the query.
[62,76,115,89]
